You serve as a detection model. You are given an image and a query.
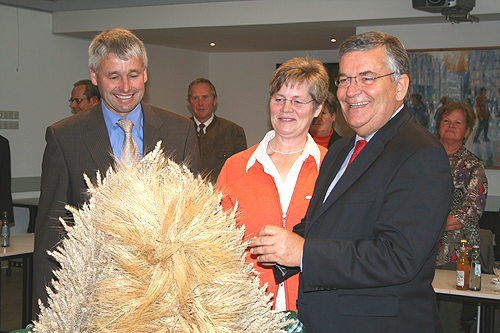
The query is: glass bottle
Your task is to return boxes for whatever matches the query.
[469,245,481,291]
[1,211,10,247]
[456,239,470,290]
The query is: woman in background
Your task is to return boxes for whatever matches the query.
[309,91,342,149]
[435,101,488,333]
[217,57,329,312]
[435,101,487,266]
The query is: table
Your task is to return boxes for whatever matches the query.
[13,198,39,233]
[433,268,500,333]
[0,233,34,328]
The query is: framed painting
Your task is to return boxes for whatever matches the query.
[407,47,500,168]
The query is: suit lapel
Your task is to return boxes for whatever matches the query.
[142,102,164,154]
[84,104,115,172]
[307,137,353,221]
[310,138,384,223]
[309,106,413,224]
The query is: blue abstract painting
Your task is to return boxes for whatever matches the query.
[408,48,500,168]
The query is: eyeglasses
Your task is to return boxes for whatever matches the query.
[69,97,89,105]
[334,72,395,87]
[270,97,314,108]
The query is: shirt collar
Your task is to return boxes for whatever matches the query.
[102,101,143,133]
[355,104,404,142]
[193,113,215,130]
[245,130,321,172]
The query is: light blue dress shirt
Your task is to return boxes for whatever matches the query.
[102,101,144,161]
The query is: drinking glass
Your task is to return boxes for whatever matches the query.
[493,262,500,281]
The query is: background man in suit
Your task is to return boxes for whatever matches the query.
[34,28,200,312]
[187,78,246,183]
[69,79,101,114]
[0,135,14,224]
[249,31,453,332]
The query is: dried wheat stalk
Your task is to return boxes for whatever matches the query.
[34,142,292,332]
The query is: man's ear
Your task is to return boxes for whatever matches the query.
[90,69,98,86]
[313,104,323,118]
[396,74,410,102]
[90,96,99,107]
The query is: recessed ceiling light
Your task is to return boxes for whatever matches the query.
[330,39,337,43]
[210,42,216,47]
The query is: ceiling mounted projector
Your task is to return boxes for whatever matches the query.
[412,0,479,23]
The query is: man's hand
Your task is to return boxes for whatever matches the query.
[248,225,304,267]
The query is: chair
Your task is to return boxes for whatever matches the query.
[479,228,495,274]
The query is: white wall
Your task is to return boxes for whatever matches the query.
[144,44,208,117]
[0,6,90,181]
[0,4,207,198]
[209,50,340,147]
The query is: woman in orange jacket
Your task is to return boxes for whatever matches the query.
[217,57,329,312]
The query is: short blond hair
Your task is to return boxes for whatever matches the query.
[269,57,329,110]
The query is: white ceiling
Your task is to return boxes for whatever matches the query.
[0,0,497,53]
[0,0,244,12]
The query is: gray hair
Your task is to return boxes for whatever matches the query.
[88,28,148,73]
[339,31,410,83]
[323,92,339,116]
[188,78,217,99]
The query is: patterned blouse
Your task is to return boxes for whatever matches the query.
[435,144,488,266]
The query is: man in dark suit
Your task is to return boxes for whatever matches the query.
[249,31,453,332]
[187,78,246,183]
[34,28,200,312]
[0,135,14,224]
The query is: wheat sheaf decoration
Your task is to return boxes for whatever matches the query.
[34,142,293,333]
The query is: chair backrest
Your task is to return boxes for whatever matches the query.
[478,210,499,261]
[479,228,494,274]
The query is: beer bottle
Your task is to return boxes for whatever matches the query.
[456,239,470,290]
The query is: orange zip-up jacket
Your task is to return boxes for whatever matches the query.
[217,144,327,311]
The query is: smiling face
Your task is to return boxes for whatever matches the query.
[439,109,470,145]
[187,82,217,123]
[337,47,408,138]
[270,82,322,141]
[90,53,147,116]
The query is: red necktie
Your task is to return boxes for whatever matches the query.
[347,140,367,168]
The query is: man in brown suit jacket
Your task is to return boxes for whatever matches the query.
[34,28,200,313]
[187,78,246,183]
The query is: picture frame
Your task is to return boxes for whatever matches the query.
[407,47,500,168]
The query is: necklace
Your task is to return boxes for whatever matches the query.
[268,141,304,155]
